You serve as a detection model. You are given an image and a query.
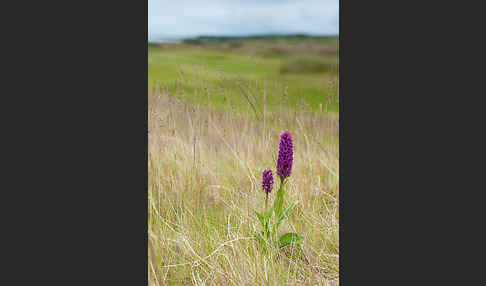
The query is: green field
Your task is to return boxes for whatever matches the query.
[148,36,339,113]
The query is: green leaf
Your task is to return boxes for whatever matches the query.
[275,201,298,230]
[264,221,270,239]
[256,211,272,239]
[281,201,297,219]
[255,231,269,254]
[255,211,265,227]
[255,231,265,245]
[279,232,303,248]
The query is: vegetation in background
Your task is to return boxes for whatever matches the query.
[148,35,339,113]
[280,56,338,74]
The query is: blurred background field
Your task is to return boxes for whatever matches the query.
[148,35,339,113]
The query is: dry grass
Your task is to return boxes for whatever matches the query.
[148,91,339,285]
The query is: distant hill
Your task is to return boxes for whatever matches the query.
[182,34,337,44]
[148,34,338,44]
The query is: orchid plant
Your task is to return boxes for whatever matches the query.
[255,131,303,252]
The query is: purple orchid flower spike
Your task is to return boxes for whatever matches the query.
[277,130,293,181]
[262,169,274,194]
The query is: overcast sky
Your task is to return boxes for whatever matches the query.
[148,0,339,41]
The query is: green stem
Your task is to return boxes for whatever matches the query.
[265,192,268,213]
[264,191,270,240]
[272,178,286,243]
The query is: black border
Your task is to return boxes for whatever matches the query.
[15,1,150,284]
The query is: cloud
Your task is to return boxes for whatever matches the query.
[148,0,339,40]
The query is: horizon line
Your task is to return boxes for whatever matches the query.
[148,32,339,42]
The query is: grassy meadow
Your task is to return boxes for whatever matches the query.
[148,36,339,285]
[149,36,339,113]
